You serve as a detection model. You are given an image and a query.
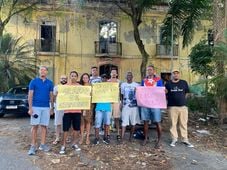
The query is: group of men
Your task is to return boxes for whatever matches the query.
[27,64,193,156]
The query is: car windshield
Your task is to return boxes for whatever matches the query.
[8,87,28,95]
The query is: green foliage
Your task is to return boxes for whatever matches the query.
[0,33,38,92]
[161,0,212,48]
[187,93,217,114]
[189,40,214,76]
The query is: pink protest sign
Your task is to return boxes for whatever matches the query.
[136,86,167,109]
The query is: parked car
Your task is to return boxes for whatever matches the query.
[0,86,29,117]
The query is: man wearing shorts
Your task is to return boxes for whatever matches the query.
[28,66,54,155]
[93,74,112,145]
[53,75,67,145]
[59,71,82,154]
[141,65,163,148]
[121,72,140,142]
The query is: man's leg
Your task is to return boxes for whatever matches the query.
[79,118,85,144]
[155,122,162,148]
[152,108,162,148]
[121,105,129,141]
[94,111,102,144]
[129,125,135,142]
[31,125,38,146]
[40,125,47,145]
[129,107,140,142]
[85,121,91,145]
[169,107,179,143]
[72,113,81,145]
[143,121,149,145]
[179,106,188,142]
[141,107,150,145]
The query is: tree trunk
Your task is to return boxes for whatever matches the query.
[131,18,150,80]
[213,0,227,124]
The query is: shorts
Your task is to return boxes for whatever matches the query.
[30,107,50,126]
[112,103,120,118]
[81,110,93,124]
[54,110,64,126]
[95,110,111,128]
[141,107,161,123]
[121,105,140,126]
[63,113,81,131]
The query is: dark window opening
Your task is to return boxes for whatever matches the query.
[99,64,118,79]
[40,25,56,52]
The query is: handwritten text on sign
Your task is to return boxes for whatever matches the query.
[92,82,119,103]
[136,86,167,109]
[56,85,91,110]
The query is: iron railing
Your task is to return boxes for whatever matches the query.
[34,39,60,53]
[156,44,178,57]
[95,41,122,56]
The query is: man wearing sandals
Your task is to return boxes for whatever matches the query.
[165,68,194,148]
[108,69,121,142]
[120,71,140,142]
[52,75,67,145]
[141,65,163,148]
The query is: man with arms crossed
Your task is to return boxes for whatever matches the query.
[28,66,54,155]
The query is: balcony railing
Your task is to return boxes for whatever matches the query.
[34,39,60,53]
[156,44,178,58]
[95,41,122,57]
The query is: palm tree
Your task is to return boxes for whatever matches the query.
[161,0,212,48]
[0,34,38,92]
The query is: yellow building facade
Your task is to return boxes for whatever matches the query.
[5,1,211,84]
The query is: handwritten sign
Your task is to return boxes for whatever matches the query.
[92,82,119,103]
[136,86,167,109]
[56,85,91,110]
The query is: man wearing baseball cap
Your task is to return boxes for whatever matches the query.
[165,68,194,148]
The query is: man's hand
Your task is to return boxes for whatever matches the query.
[28,108,33,116]
[50,108,54,115]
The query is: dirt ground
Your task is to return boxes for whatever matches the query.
[0,114,227,170]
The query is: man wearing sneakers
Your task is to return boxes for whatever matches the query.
[28,66,54,155]
[59,71,82,154]
[94,74,112,145]
[165,68,194,148]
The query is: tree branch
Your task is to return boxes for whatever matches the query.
[3,1,37,28]
[113,0,132,17]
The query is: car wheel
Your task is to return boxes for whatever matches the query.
[0,113,5,118]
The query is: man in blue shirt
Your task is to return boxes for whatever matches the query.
[28,66,54,155]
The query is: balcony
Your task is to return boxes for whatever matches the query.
[34,39,60,55]
[95,41,122,57]
[156,44,179,58]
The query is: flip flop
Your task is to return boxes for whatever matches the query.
[52,139,60,145]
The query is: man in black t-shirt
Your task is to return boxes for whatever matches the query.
[165,69,194,148]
